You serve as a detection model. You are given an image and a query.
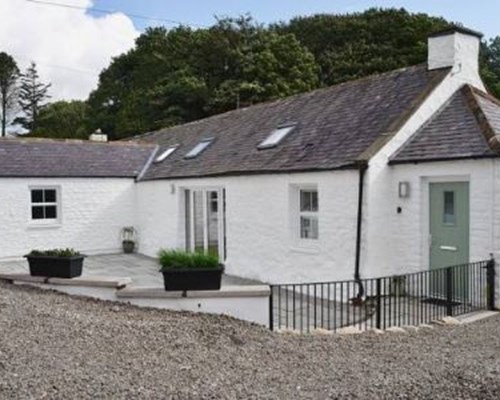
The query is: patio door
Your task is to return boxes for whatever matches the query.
[429,182,469,299]
[185,188,225,260]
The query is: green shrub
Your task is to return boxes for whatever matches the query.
[158,249,220,271]
[27,248,81,257]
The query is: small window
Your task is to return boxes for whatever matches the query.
[155,146,178,163]
[299,189,318,239]
[31,188,59,221]
[258,124,296,149]
[185,138,213,159]
[443,191,456,225]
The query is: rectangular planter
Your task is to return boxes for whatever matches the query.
[162,267,223,291]
[25,255,85,279]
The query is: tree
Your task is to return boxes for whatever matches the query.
[275,8,451,85]
[87,18,318,138]
[480,37,500,98]
[0,52,19,136]
[15,62,51,133]
[29,100,89,139]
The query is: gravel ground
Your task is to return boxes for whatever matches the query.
[1,281,499,399]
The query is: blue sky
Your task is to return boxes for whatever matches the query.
[92,0,499,39]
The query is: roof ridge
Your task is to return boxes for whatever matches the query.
[469,85,500,108]
[0,137,156,148]
[464,85,500,153]
[132,63,444,140]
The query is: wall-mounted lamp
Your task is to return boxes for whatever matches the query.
[170,183,176,194]
[398,181,410,198]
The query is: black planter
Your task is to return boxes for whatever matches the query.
[122,240,135,254]
[162,267,223,291]
[25,255,85,278]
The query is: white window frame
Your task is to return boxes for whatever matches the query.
[29,186,61,227]
[298,188,319,240]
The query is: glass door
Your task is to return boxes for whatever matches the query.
[185,188,225,260]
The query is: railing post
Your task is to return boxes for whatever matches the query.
[486,257,496,311]
[446,267,453,316]
[269,286,274,331]
[375,278,382,330]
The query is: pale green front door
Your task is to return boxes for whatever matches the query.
[429,182,469,298]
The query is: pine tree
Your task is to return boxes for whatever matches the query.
[0,52,20,136]
[15,62,51,133]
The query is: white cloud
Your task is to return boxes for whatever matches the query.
[0,0,139,101]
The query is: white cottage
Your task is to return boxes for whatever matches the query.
[1,27,500,301]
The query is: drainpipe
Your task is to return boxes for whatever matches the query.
[354,161,368,300]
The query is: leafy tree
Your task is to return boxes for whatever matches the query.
[0,52,19,136]
[30,100,89,139]
[87,17,318,139]
[274,8,451,85]
[15,62,51,133]
[480,37,500,98]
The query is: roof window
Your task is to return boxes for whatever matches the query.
[155,146,178,163]
[185,138,214,159]
[258,123,297,149]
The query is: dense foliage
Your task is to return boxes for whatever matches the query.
[29,100,89,139]
[27,248,82,257]
[158,249,220,271]
[8,8,500,139]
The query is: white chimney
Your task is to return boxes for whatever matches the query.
[89,128,108,142]
[428,26,483,76]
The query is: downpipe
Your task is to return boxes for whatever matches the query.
[354,161,368,302]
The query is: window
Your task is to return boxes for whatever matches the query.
[258,124,296,149]
[443,191,456,225]
[299,189,318,239]
[185,138,213,159]
[31,188,59,221]
[155,146,178,163]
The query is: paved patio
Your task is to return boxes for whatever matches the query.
[0,253,261,288]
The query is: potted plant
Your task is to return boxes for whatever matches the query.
[25,248,85,278]
[158,249,223,291]
[121,226,137,254]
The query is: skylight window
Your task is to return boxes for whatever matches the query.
[258,124,297,149]
[155,146,178,163]
[185,138,214,159]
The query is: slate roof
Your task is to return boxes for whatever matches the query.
[390,85,500,164]
[134,64,450,180]
[0,139,156,178]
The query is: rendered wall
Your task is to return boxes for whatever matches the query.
[381,160,495,276]
[0,178,136,260]
[136,170,360,284]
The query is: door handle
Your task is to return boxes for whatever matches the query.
[440,245,457,252]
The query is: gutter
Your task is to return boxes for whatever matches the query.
[354,161,368,301]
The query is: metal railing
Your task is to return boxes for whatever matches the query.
[269,259,496,332]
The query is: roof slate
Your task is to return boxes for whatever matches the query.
[391,86,500,164]
[0,139,156,178]
[134,64,450,180]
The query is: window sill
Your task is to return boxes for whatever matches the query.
[289,244,320,255]
[27,221,62,230]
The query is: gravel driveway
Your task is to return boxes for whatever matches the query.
[1,281,499,399]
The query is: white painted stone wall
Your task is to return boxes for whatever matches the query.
[363,31,486,280]
[137,170,360,284]
[384,159,495,276]
[0,178,136,260]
